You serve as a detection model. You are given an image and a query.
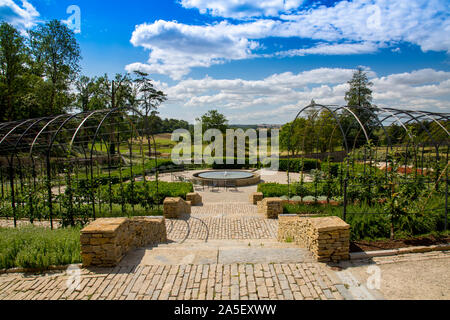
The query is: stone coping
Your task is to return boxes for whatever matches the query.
[81,218,127,234]
[192,170,261,187]
[350,243,450,260]
[309,216,350,232]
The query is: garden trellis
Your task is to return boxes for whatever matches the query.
[286,103,449,231]
[0,107,165,229]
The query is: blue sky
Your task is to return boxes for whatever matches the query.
[1,0,449,124]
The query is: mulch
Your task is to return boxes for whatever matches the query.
[350,235,450,252]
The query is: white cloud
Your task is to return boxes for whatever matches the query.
[0,0,39,30]
[126,20,260,80]
[278,0,450,52]
[156,68,450,124]
[128,0,449,79]
[180,0,304,19]
[273,42,380,57]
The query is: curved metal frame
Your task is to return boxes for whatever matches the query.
[286,102,449,226]
[0,107,160,229]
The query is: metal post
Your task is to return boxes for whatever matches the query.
[445,150,448,231]
[46,157,53,230]
[9,164,16,228]
[343,177,348,222]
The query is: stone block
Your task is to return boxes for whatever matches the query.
[250,192,264,205]
[163,197,191,219]
[186,193,202,206]
[80,216,167,267]
[277,215,350,263]
[259,198,283,219]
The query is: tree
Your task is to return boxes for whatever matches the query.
[133,71,167,117]
[196,110,229,134]
[343,67,378,146]
[280,118,313,156]
[29,20,81,115]
[75,76,97,112]
[345,67,374,108]
[0,22,27,121]
[316,109,343,153]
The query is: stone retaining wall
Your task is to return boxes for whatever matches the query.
[257,198,283,219]
[163,197,191,218]
[81,217,167,267]
[278,214,350,262]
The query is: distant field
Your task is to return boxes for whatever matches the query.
[154,133,173,140]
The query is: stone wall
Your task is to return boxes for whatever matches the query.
[186,193,202,206]
[257,198,283,219]
[81,217,167,267]
[249,192,264,205]
[163,197,191,219]
[278,215,350,263]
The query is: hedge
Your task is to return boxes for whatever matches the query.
[276,158,321,172]
[98,181,194,206]
[77,159,177,189]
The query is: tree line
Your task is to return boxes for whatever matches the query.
[280,68,448,154]
[0,20,193,135]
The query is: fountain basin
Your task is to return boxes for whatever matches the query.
[193,170,261,187]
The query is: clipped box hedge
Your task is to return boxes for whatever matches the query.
[98,181,194,206]
[276,158,321,172]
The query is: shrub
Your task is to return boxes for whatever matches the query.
[277,158,320,172]
[211,157,261,170]
[282,196,446,241]
[0,226,81,270]
[98,181,193,206]
[257,183,290,198]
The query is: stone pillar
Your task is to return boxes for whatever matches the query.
[278,215,350,263]
[186,193,202,206]
[163,197,191,219]
[249,192,264,205]
[257,197,283,219]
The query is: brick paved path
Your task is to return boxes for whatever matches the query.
[0,202,364,300]
[166,217,278,241]
[166,202,277,241]
[0,262,346,300]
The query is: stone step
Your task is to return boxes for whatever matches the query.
[119,240,312,266]
[120,241,314,266]
[156,239,299,248]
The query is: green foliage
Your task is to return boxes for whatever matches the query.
[0,226,81,270]
[279,110,343,155]
[99,181,193,207]
[258,183,290,198]
[283,195,446,241]
[76,159,176,189]
[196,110,229,134]
[276,158,321,172]
[211,157,262,170]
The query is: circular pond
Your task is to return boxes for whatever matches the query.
[193,170,261,187]
[198,171,254,180]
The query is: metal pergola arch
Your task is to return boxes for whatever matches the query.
[0,107,161,228]
[286,102,449,227]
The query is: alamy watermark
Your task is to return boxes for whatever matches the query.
[64,5,81,34]
[366,265,381,290]
[66,264,81,292]
[171,122,279,175]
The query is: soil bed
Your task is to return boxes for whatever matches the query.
[350,235,450,252]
